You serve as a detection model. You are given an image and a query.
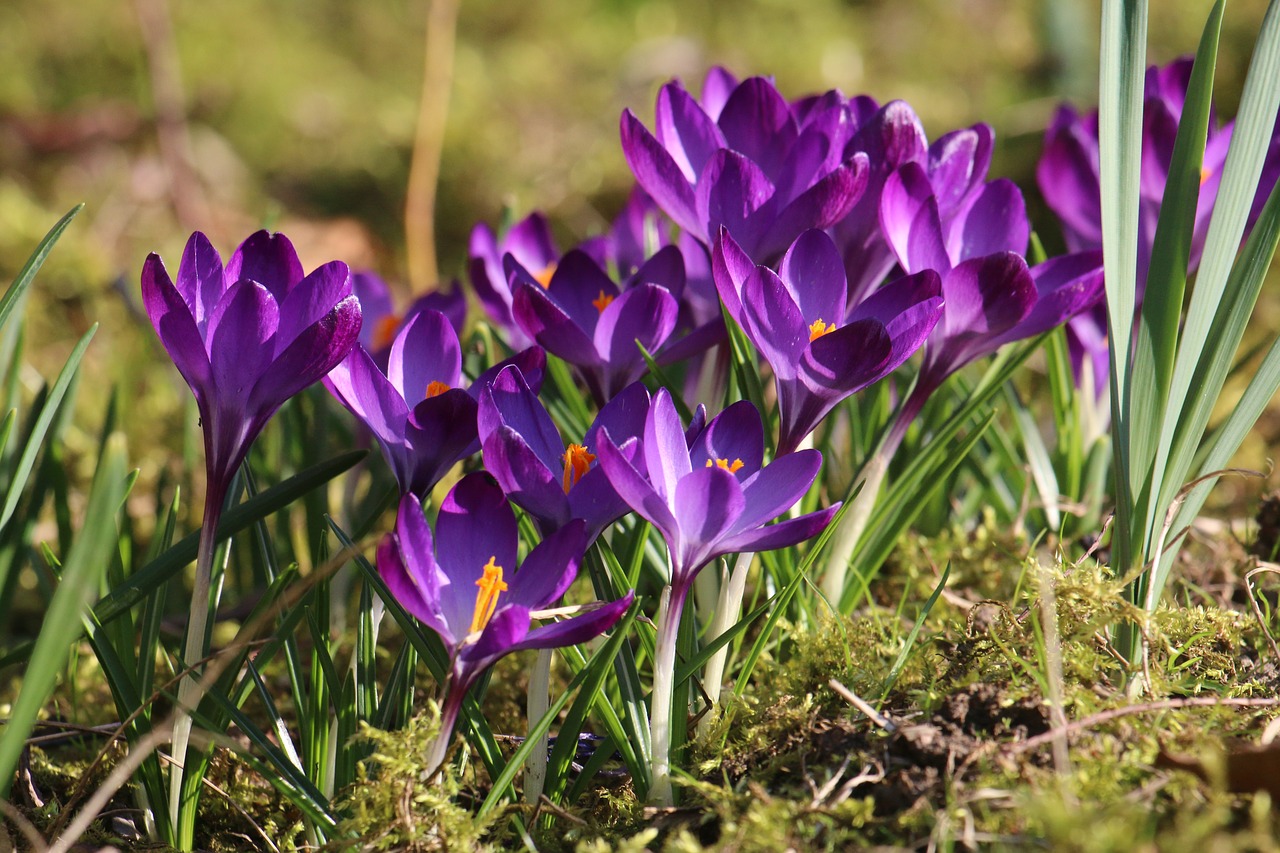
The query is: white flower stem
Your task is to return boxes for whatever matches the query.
[648,581,686,807]
[819,450,889,607]
[524,647,553,803]
[168,502,220,843]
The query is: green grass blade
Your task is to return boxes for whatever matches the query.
[1098,0,1149,577]
[0,325,96,534]
[0,433,128,800]
[879,562,949,703]
[0,205,83,335]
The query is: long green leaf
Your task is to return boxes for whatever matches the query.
[0,433,128,800]
[0,205,83,334]
[0,325,96,534]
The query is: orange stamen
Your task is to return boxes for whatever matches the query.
[534,263,557,289]
[808,318,836,341]
[426,380,451,398]
[1200,166,1212,186]
[705,457,745,474]
[592,290,615,313]
[562,443,596,493]
[470,556,508,634]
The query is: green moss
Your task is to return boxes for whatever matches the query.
[335,708,499,852]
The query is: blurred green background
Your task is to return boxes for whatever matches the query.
[0,0,1272,502]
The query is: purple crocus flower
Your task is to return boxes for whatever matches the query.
[469,212,560,349]
[879,153,1104,402]
[597,390,839,593]
[713,228,944,454]
[595,389,837,804]
[1038,57,1280,388]
[324,308,545,497]
[142,230,363,514]
[378,477,633,776]
[478,366,649,540]
[621,73,869,263]
[509,245,683,405]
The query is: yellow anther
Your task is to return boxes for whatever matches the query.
[705,457,745,474]
[470,556,508,634]
[373,314,401,351]
[592,290,616,313]
[426,380,451,398]
[562,443,596,493]
[1200,165,1212,186]
[534,263,557,289]
[808,318,836,341]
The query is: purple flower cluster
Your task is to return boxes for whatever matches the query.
[142,62,1125,805]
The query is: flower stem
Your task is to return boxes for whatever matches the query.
[648,578,687,807]
[820,382,928,608]
[168,480,225,846]
[423,681,466,781]
[524,648,553,803]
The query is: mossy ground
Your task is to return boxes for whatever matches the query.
[10,511,1280,851]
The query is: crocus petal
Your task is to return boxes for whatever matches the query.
[506,519,587,610]
[585,381,651,453]
[938,252,1035,339]
[141,253,212,397]
[880,163,951,274]
[777,229,847,326]
[377,532,453,645]
[711,228,756,326]
[225,230,304,303]
[481,424,569,529]
[951,179,1029,260]
[849,269,944,369]
[630,244,686,302]
[208,280,279,404]
[596,432,679,540]
[471,346,547,400]
[477,365,563,472]
[404,389,480,495]
[740,267,808,379]
[696,149,774,257]
[324,346,411,450]
[176,231,225,335]
[250,295,362,412]
[716,505,840,556]
[993,250,1106,347]
[273,258,351,350]
[688,399,764,476]
[509,591,634,654]
[434,473,519,633]
[621,109,703,238]
[644,390,693,502]
[734,449,824,533]
[388,310,462,406]
[758,155,868,261]
[927,124,994,220]
[654,81,727,183]
[456,605,532,687]
[545,251,619,333]
[716,77,797,179]
[594,283,679,379]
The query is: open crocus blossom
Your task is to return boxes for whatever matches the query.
[596,389,837,805]
[141,229,362,835]
[713,228,943,454]
[324,308,545,497]
[509,245,682,405]
[352,270,466,368]
[377,477,633,776]
[478,365,649,541]
[621,72,869,262]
